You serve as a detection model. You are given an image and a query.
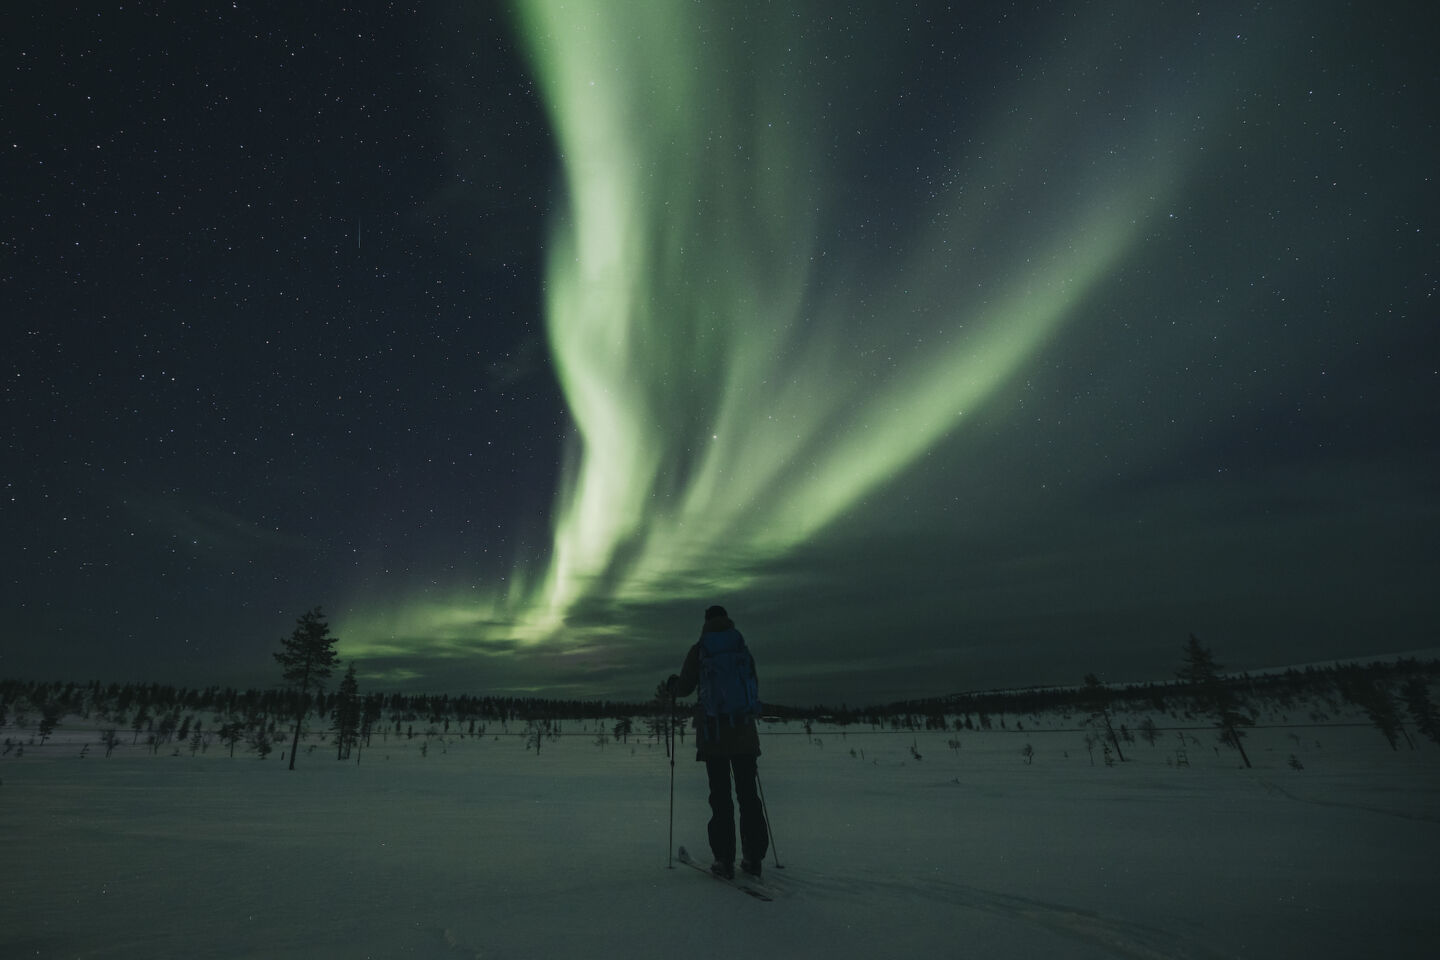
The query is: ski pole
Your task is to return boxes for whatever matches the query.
[667,688,676,869]
[755,768,783,869]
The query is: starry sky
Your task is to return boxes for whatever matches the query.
[4,1,1436,706]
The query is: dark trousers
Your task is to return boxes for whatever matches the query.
[705,755,769,865]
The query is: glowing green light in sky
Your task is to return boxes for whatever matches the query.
[510,1,1172,622]
[345,0,1191,665]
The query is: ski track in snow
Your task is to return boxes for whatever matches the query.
[1252,776,1440,824]
[752,864,1230,960]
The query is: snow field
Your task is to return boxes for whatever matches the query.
[2,716,1437,959]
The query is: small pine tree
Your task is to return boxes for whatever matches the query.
[1139,716,1159,746]
[1082,674,1126,762]
[1176,635,1220,687]
[1177,634,1252,768]
[613,717,633,743]
[150,714,178,755]
[1400,678,1440,747]
[1337,667,1405,750]
[37,702,62,745]
[360,694,383,749]
[274,607,341,771]
[332,663,361,760]
[219,721,245,758]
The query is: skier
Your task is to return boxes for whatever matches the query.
[666,605,769,881]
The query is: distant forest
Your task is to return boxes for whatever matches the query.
[874,657,1440,728]
[4,654,1438,753]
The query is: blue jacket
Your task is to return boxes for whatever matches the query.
[674,616,762,760]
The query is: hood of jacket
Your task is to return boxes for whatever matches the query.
[702,614,736,635]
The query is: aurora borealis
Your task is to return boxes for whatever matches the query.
[514,0,1159,617]
[4,2,1436,704]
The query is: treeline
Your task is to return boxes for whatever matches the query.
[3,653,1436,746]
[0,678,667,729]
[859,656,1440,727]
[0,677,684,762]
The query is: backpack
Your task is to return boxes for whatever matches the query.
[697,629,760,724]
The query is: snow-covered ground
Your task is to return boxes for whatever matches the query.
[3,714,1436,959]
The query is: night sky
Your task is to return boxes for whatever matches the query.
[4,2,1435,706]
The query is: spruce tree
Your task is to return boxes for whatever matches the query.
[613,717,633,743]
[332,663,360,760]
[219,720,245,758]
[274,607,340,770]
[37,702,61,745]
[1338,666,1406,750]
[1176,634,1252,768]
[1400,678,1440,747]
[360,693,383,749]
[1177,635,1220,688]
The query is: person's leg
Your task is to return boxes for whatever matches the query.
[731,755,769,867]
[704,756,736,866]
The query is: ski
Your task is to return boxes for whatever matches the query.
[676,846,773,901]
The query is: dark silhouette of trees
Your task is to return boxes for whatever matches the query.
[149,713,178,755]
[1138,716,1159,746]
[1337,666,1406,750]
[274,607,340,771]
[332,663,360,760]
[1176,634,1220,688]
[1177,634,1252,768]
[2,654,1438,768]
[250,724,274,759]
[1082,673,1125,762]
[219,720,245,758]
[37,701,61,745]
[1401,678,1439,747]
[613,717,633,743]
[359,693,383,750]
[524,717,559,755]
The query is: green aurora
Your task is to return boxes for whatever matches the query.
[512,0,1177,620]
[338,1,1435,700]
[345,2,1198,672]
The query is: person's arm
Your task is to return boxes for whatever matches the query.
[673,643,701,698]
